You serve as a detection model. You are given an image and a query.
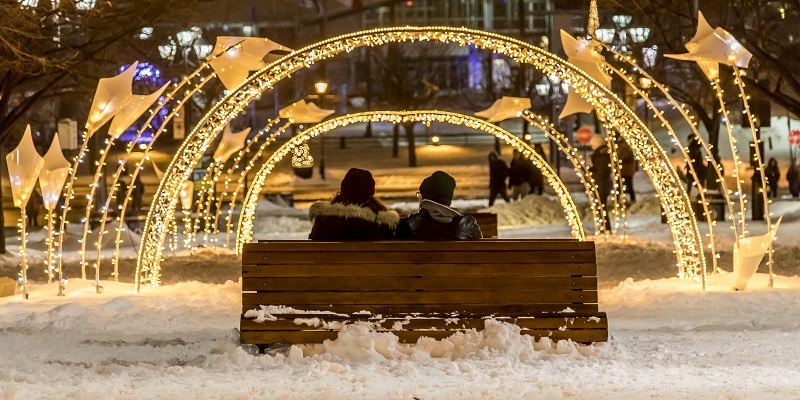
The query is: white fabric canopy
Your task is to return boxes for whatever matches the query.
[39,135,71,211]
[474,97,531,123]
[207,37,291,90]
[85,62,138,134]
[107,82,169,138]
[278,100,335,124]
[559,31,611,118]
[6,125,44,208]
[666,12,752,80]
[213,125,251,163]
[733,217,782,291]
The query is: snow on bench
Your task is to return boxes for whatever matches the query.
[240,240,607,347]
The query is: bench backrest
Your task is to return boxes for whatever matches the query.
[241,239,598,316]
[467,212,498,238]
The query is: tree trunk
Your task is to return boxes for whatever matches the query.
[392,124,400,158]
[403,121,417,167]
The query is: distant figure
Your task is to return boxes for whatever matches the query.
[530,144,546,195]
[396,171,482,240]
[617,139,637,202]
[788,160,800,198]
[308,168,399,240]
[589,135,612,232]
[509,150,532,200]
[686,133,706,196]
[25,189,43,227]
[487,151,510,206]
[131,175,145,216]
[765,158,780,198]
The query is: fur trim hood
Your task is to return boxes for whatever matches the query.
[309,201,400,228]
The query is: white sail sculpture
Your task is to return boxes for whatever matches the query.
[733,217,782,291]
[665,11,752,80]
[559,30,612,118]
[207,37,292,90]
[213,125,252,163]
[85,62,139,135]
[6,125,44,299]
[474,96,531,122]
[39,135,71,291]
[107,82,169,138]
[278,100,335,124]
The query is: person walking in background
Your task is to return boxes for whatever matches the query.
[131,174,145,216]
[487,151,510,206]
[589,135,612,232]
[765,158,781,198]
[686,133,706,197]
[788,160,800,198]
[617,139,637,202]
[529,144,545,195]
[308,168,399,240]
[396,171,482,240]
[509,150,531,200]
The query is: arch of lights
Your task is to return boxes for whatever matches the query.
[134,26,705,291]
[234,110,587,252]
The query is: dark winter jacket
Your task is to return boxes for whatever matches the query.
[396,200,482,240]
[788,163,800,196]
[618,142,637,177]
[489,156,510,190]
[590,144,613,199]
[509,158,534,187]
[308,201,400,241]
[765,162,780,187]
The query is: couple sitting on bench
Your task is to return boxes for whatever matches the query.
[309,168,482,241]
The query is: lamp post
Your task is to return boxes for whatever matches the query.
[315,80,329,180]
[535,76,568,178]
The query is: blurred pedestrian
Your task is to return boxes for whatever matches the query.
[617,139,637,202]
[509,150,531,200]
[589,135,612,232]
[787,160,800,198]
[487,151,510,206]
[686,133,706,196]
[765,158,780,198]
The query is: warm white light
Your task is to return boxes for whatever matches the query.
[629,27,650,43]
[613,15,632,28]
[315,81,329,95]
[431,135,440,145]
[75,0,95,10]
[595,28,615,43]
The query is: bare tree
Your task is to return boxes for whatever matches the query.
[0,0,196,252]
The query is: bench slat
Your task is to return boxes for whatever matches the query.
[242,263,596,277]
[240,329,608,344]
[244,240,593,252]
[240,314,608,331]
[242,303,600,315]
[243,290,597,305]
[242,276,598,291]
[242,250,595,264]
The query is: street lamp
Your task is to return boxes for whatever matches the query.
[315,80,329,180]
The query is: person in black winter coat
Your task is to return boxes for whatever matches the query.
[509,150,532,200]
[308,168,399,240]
[617,139,637,202]
[529,144,545,195]
[589,135,612,232]
[396,171,482,240]
[764,158,780,198]
[487,151,510,206]
[788,160,800,198]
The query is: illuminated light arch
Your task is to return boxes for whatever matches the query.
[136,26,705,291]
[235,110,586,252]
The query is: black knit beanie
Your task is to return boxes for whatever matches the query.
[340,168,376,205]
[419,171,456,206]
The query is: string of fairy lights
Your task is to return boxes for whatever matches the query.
[235,110,585,253]
[135,26,706,291]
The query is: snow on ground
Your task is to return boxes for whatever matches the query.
[4,194,800,398]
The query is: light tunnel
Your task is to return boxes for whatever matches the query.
[234,110,588,253]
[135,26,704,291]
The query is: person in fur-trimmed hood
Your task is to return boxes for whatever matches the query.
[308,168,399,240]
[396,171,482,240]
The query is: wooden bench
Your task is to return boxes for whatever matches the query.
[467,212,498,238]
[240,240,607,347]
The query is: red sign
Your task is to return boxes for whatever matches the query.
[790,130,800,147]
[576,126,593,144]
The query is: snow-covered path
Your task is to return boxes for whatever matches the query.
[2,271,799,399]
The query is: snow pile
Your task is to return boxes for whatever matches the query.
[480,195,568,228]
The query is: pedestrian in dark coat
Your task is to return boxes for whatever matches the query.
[487,151,510,206]
[529,144,545,195]
[617,140,637,202]
[309,168,399,240]
[765,158,780,198]
[509,150,531,200]
[788,160,800,198]
[589,135,612,232]
[396,171,482,240]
